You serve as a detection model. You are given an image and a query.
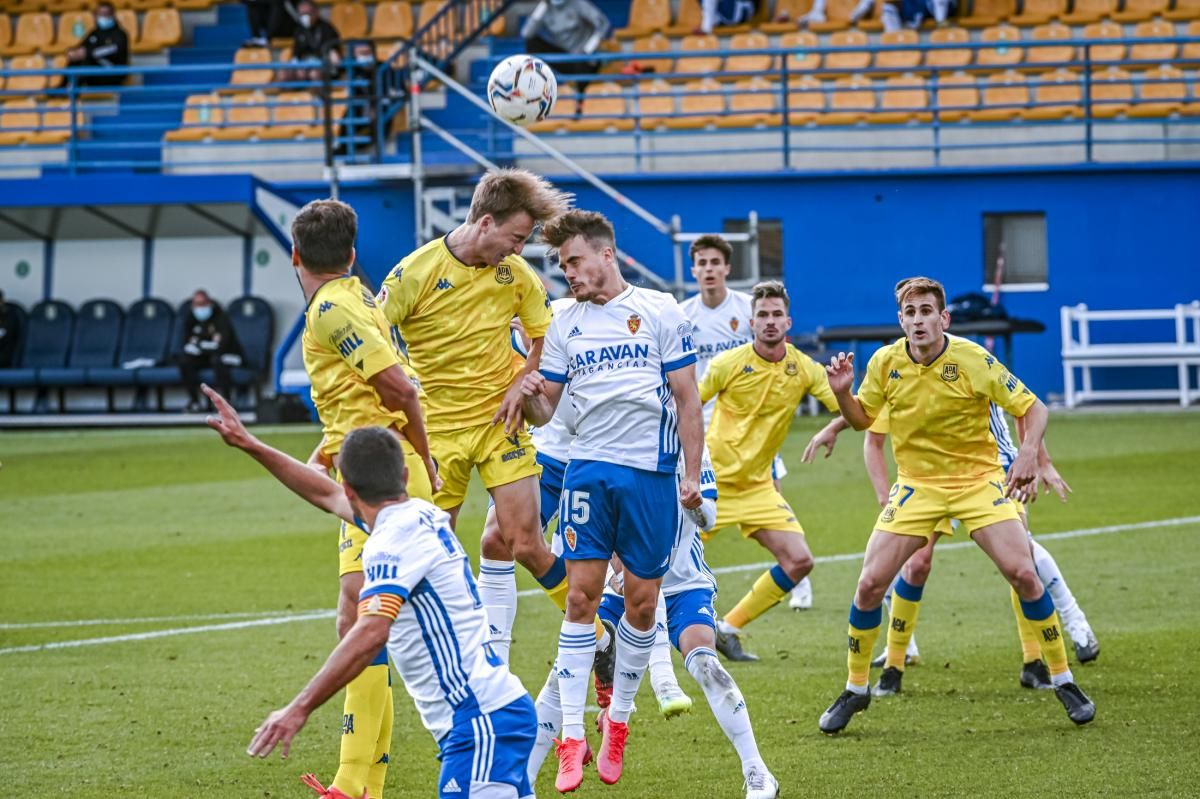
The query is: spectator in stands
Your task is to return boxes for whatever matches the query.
[281,1,341,84]
[335,41,380,157]
[700,0,762,33]
[62,2,129,88]
[521,0,608,109]
[178,290,241,413]
[0,291,20,369]
[242,0,300,47]
[793,0,954,29]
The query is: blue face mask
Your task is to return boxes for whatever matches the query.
[193,305,213,322]
[97,16,115,29]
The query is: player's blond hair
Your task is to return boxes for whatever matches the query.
[467,168,573,224]
[540,210,615,251]
[751,279,790,311]
[894,277,946,311]
[689,234,733,265]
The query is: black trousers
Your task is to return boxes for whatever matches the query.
[179,351,231,404]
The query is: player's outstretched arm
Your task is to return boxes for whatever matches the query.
[370,365,443,495]
[1006,398,1048,497]
[1015,409,1071,502]
[826,353,872,430]
[495,337,545,434]
[862,430,892,507]
[802,416,851,463]
[519,370,563,426]
[247,614,391,760]
[202,385,356,524]
[667,364,704,508]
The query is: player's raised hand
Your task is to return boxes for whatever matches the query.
[203,384,254,450]
[519,371,547,398]
[494,380,527,434]
[826,352,855,395]
[802,427,838,463]
[425,457,445,495]
[247,704,309,759]
[1005,449,1038,498]
[1038,460,1072,503]
[678,478,702,509]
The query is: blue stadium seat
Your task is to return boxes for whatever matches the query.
[0,300,27,368]
[39,299,124,389]
[88,298,175,388]
[134,298,192,389]
[204,295,274,401]
[0,299,76,392]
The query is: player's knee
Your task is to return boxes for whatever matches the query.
[781,548,813,579]
[904,554,932,585]
[855,572,891,608]
[565,584,601,619]
[508,531,550,567]
[479,526,513,560]
[1008,563,1042,596]
[622,596,657,630]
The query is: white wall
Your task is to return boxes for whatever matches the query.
[152,236,244,307]
[247,233,303,371]
[53,239,144,306]
[0,240,45,309]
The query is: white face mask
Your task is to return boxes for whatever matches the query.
[193,305,213,322]
[300,13,313,27]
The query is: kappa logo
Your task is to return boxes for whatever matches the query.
[627,314,641,335]
[442,777,463,794]
[785,361,798,376]
[563,524,577,551]
[889,370,902,380]
[941,363,959,382]
[495,264,514,284]
[360,288,376,308]
[568,325,583,338]
[317,301,335,315]
[435,278,454,290]
[506,433,521,447]
[729,317,739,332]
[984,355,995,368]
[390,265,404,282]
[742,365,754,374]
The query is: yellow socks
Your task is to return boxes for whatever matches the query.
[333,653,392,798]
[885,576,923,671]
[847,603,883,691]
[1019,589,1073,683]
[1010,587,1042,663]
[725,565,796,630]
[536,555,607,643]
[366,667,393,799]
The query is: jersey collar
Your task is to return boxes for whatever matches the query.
[905,334,950,366]
[304,273,353,315]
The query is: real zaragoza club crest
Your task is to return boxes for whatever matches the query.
[627,314,641,334]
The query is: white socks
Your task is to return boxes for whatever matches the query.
[556,620,596,740]
[684,647,763,770]
[1031,538,1083,626]
[477,558,516,663]
[609,616,656,724]
[528,663,563,785]
[648,597,680,698]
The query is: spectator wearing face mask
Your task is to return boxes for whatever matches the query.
[63,2,129,87]
[521,0,609,112]
[178,290,242,413]
[281,1,341,83]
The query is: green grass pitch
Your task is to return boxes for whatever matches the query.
[2,411,1199,797]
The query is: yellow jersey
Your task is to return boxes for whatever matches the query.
[303,275,413,456]
[700,342,837,487]
[377,237,551,431]
[856,334,1036,484]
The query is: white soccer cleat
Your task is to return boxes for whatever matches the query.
[788,576,813,610]
[1063,615,1100,663]
[744,766,780,799]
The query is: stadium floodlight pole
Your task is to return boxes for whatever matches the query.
[412,53,672,237]
[410,61,426,245]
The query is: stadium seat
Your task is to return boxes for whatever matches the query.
[261,91,322,139]
[809,0,861,32]
[1011,0,1066,26]
[925,26,973,72]
[370,1,413,39]
[1081,20,1127,65]
[1165,0,1200,19]
[132,8,182,54]
[969,69,1029,119]
[677,34,722,76]
[38,299,123,391]
[780,30,820,74]
[819,74,875,124]
[172,0,218,10]
[975,25,1025,72]
[615,0,672,38]
[9,12,55,56]
[1113,0,1170,21]
[960,0,1018,28]
[786,74,826,124]
[49,10,92,54]
[228,47,274,89]
[870,73,932,122]
[566,81,634,131]
[116,8,138,43]
[0,16,13,57]
[86,298,174,388]
[1061,0,1117,24]
[1088,66,1134,117]
[630,33,674,74]
[1023,68,1083,118]
[857,0,887,32]
[331,2,369,39]
[666,77,723,128]
[1025,22,1076,71]
[716,75,779,127]
[1129,64,1188,115]
[724,32,772,76]
[664,0,702,36]
[5,53,51,94]
[1184,22,1200,64]
[824,29,871,74]
[212,92,269,140]
[0,299,74,392]
[165,93,224,142]
[933,71,981,121]
[873,29,922,74]
[635,78,675,127]
[762,0,814,32]
[1128,19,1179,68]
[0,99,40,145]
[219,296,275,396]
[31,99,77,144]
[414,0,460,59]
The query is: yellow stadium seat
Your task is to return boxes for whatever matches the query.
[969,69,1028,120]
[664,0,702,36]
[1023,68,1082,119]
[1081,20,1127,66]
[762,0,814,32]
[933,71,980,121]
[724,32,772,76]
[824,29,870,74]
[924,26,972,72]
[565,81,634,131]
[7,53,50,92]
[172,0,217,10]
[857,0,887,32]
[0,99,39,145]
[228,47,274,89]
[116,9,138,42]
[667,77,723,128]
[165,93,225,142]
[786,75,825,124]
[1011,0,1066,26]
[49,10,92,54]
[809,0,861,32]
[133,8,181,54]
[371,1,413,40]
[331,3,369,39]
[1165,0,1200,19]
[530,84,575,133]
[615,0,672,39]
[873,29,921,74]
[1129,64,1187,116]
[12,12,55,56]
[414,0,460,59]
[677,34,721,76]
[1184,22,1200,64]
[870,73,932,122]
[960,0,1018,28]
[636,77,675,127]
[630,33,674,74]
[0,16,14,57]
[716,76,779,127]
[780,30,820,74]
[818,74,875,124]
[212,91,269,140]
[1025,22,1075,71]
[975,25,1024,72]
[1112,0,1170,22]
[261,90,323,138]
[1061,0,1117,24]
[1088,66,1133,117]
[1128,20,1178,68]
[30,98,79,144]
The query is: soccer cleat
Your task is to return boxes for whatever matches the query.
[872,666,903,697]
[743,766,780,799]
[818,689,871,734]
[596,714,629,785]
[1019,660,1053,690]
[554,737,592,794]
[1064,618,1100,663]
[1054,682,1096,725]
[787,577,813,610]
[299,774,365,799]
[593,618,617,708]
[715,626,760,662]
[656,685,693,718]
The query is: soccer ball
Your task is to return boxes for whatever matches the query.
[487,55,557,127]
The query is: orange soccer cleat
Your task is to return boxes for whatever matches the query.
[553,737,592,793]
[596,715,629,785]
[300,774,367,799]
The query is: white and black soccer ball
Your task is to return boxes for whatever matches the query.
[487,55,557,127]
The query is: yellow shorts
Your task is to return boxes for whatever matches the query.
[709,482,805,539]
[933,497,1026,536]
[875,474,1020,540]
[337,438,435,577]
[428,422,540,511]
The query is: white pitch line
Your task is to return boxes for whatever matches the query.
[3,514,1196,656]
[0,609,333,631]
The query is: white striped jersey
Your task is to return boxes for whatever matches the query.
[528,298,579,463]
[989,401,1019,471]
[359,499,527,742]
[680,289,754,426]
[540,285,697,474]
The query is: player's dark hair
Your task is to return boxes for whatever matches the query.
[540,210,615,252]
[689,234,732,265]
[467,168,572,225]
[292,199,357,275]
[895,277,946,311]
[751,279,790,312]
[339,427,407,504]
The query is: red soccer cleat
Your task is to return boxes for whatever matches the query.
[300,774,367,799]
[594,674,613,709]
[596,717,629,785]
[554,737,592,794]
